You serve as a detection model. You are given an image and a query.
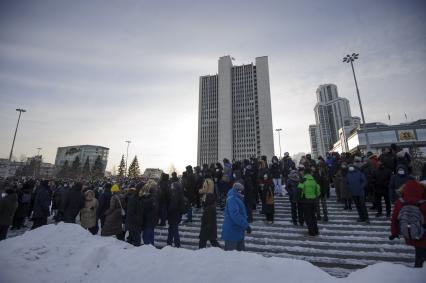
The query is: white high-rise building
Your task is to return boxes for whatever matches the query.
[311,84,355,157]
[198,55,274,165]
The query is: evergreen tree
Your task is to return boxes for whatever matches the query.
[82,156,91,180]
[128,156,141,178]
[118,155,126,178]
[70,156,81,179]
[92,155,104,179]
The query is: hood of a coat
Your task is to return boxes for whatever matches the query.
[401,180,426,204]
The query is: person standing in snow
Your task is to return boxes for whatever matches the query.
[167,180,185,248]
[97,183,112,228]
[126,187,144,246]
[346,163,369,223]
[198,171,217,246]
[390,180,426,267]
[79,190,99,235]
[221,182,251,251]
[316,157,329,222]
[261,172,275,224]
[0,185,18,240]
[63,182,85,224]
[31,180,51,230]
[286,168,304,226]
[389,164,414,203]
[101,184,125,240]
[141,180,158,245]
[298,168,321,237]
[157,173,170,226]
[270,156,282,196]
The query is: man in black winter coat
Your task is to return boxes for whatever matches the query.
[12,182,32,229]
[182,166,196,223]
[97,184,112,228]
[199,193,220,248]
[158,173,171,226]
[31,180,51,230]
[0,187,18,240]
[63,183,85,223]
[373,162,392,217]
[167,181,185,248]
[126,188,144,246]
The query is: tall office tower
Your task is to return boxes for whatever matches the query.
[198,55,274,166]
[312,84,352,157]
[309,124,320,159]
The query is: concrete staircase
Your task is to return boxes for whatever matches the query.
[154,192,414,278]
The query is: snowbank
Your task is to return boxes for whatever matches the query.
[0,223,424,283]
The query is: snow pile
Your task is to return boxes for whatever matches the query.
[0,223,424,283]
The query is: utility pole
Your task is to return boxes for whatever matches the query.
[275,128,282,158]
[9,108,26,161]
[343,53,370,152]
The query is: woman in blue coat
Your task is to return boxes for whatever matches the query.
[221,183,251,251]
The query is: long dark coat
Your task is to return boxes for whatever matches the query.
[0,191,18,226]
[167,184,184,226]
[142,194,158,229]
[125,193,144,232]
[63,188,85,223]
[32,185,51,219]
[101,194,125,236]
[199,193,217,241]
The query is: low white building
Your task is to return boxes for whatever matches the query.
[332,119,426,155]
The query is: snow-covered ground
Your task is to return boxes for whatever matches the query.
[0,223,424,283]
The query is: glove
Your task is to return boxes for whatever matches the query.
[388,235,398,240]
[246,226,252,234]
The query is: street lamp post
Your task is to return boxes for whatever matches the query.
[125,140,131,177]
[9,108,26,161]
[275,128,282,158]
[36,147,42,156]
[343,53,370,152]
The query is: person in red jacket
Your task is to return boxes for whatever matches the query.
[390,180,426,267]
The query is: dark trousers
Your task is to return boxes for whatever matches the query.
[415,247,426,268]
[167,224,181,247]
[199,238,221,249]
[159,206,167,225]
[143,227,155,245]
[290,201,304,225]
[0,225,9,240]
[128,229,142,246]
[116,231,125,241]
[31,217,47,230]
[88,226,98,235]
[374,192,391,215]
[353,196,369,221]
[244,197,253,223]
[224,240,245,251]
[302,200,318,236]
[315,196,328,219]
[186,207,193,221]
[343,198,352,209]
[12,214,25,229]
[265,212,274,222]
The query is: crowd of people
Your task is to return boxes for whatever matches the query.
[0,143,425,267]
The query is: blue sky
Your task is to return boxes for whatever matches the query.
[1,0,425,172]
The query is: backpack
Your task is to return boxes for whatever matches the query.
[397,198,426,240]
